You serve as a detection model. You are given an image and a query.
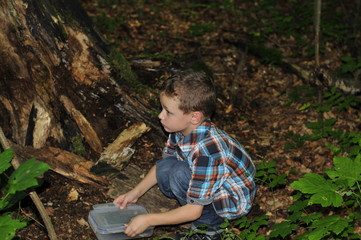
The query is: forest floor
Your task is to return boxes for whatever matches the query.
[16,1,361,239]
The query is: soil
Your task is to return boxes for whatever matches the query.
[15,1,361,240]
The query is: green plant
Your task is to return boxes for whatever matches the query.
[269,144,361,239]
[284,85,317,107]
[189,22,218,37]
[284,132,305,150]
[317,88,361,112]
[209,161,286,239]
[255,160,287,188]
[340,56,361,75]
[285,116,361,156]
[285,87,361,151]
[221,215,269,240]
[0,149,50,240]
[269,219,298,239]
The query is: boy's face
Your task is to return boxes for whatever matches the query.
[158,93,196,136]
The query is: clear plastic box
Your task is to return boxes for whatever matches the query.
[88,203,153,240]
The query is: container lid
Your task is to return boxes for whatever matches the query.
[89,203,148,234]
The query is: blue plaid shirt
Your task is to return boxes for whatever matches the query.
[163,120,256,219]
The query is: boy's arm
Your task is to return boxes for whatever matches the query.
[125,204,204,237]
[113,165,157,209]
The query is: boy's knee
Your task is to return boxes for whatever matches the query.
[156,156,177,176]
[169,161,191,186]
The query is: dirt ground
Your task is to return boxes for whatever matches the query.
[15,1,361,239]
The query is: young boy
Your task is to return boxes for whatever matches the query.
[113,70,256,240]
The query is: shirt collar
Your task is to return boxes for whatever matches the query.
[175,119,212,146]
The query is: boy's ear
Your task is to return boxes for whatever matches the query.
[191,111,205,125]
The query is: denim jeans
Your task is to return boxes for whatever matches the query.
[156,156,224,230]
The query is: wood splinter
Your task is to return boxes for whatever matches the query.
[92,122,151,176]
[60,95,103,154]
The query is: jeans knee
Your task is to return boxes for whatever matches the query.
[169,165,190,184]
[168,161,191,201]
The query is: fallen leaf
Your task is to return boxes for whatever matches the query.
[67,187,79,202]
[46,207,55,216]
[77,218,89,227]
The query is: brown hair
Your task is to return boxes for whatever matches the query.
[160,69,216,118]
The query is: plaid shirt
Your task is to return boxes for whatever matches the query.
[162,120,256,219]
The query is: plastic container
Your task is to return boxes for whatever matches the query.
[88,203,153,240]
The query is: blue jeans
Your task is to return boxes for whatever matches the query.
[156,156,224,230]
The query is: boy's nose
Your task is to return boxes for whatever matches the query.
[158,110,164,120]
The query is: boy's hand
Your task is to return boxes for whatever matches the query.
[113,189,140,209]
[124,214,151,237]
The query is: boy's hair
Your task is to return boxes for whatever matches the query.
[161,69,216,118]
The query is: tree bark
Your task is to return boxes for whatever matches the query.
[0,0,164,156]
[0,0,175,218]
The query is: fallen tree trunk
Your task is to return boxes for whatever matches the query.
[224,34,361,94]
[12,145,110,187]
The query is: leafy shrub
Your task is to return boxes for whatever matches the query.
[221,215,269,240]
[269,132,361,239]
[255,160,287,188]
[0,149,50,240]
[270,150,361,239]
[271,87,361,239]
[339,56,361,75]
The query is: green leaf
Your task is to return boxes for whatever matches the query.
[314,215,349,234]
[301,226,329,240]
[325,156,361,187]
[255,170,267,177]
[269,173,287,188]
[219,221,230,229]
[0,149,14,174]
[288,199,308,212]
[269,221,297,238]
[7,158,50,194]
[297,213,322,225]
[299,102,312,110]
[0,191,27,211]
[306,215,350,239]
[0,214,27,240]
[290,173,343,207]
